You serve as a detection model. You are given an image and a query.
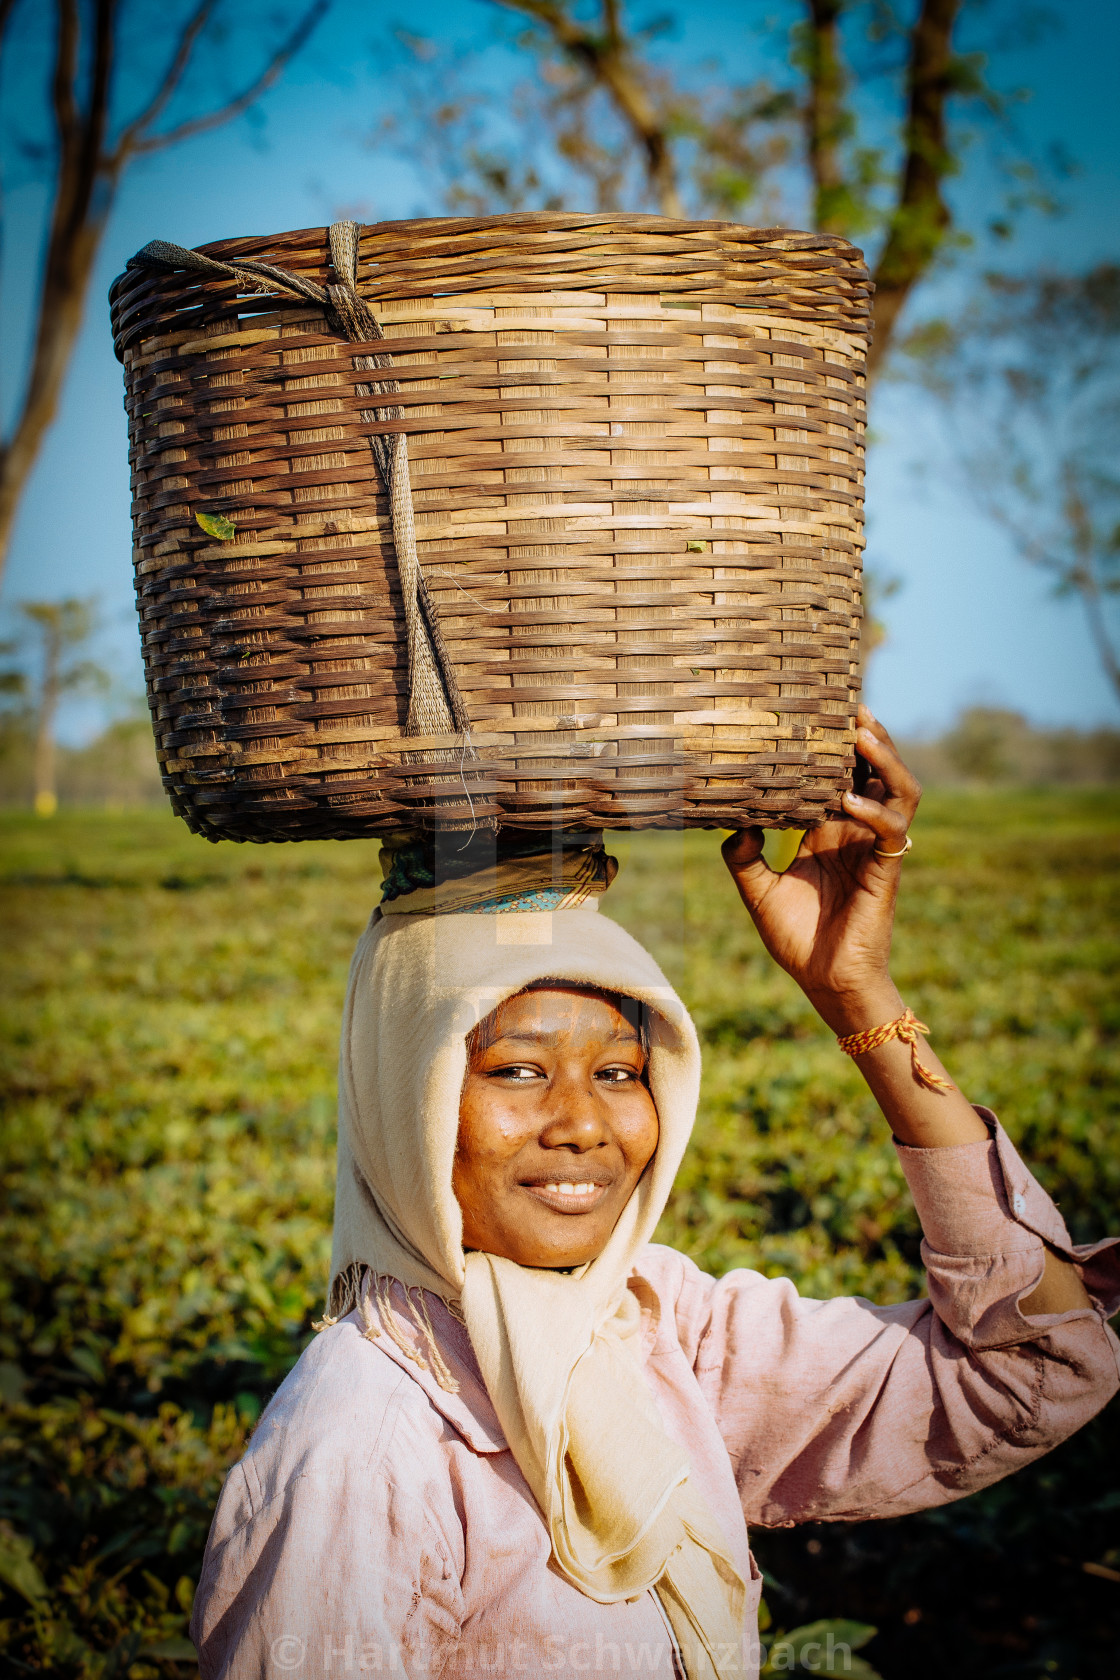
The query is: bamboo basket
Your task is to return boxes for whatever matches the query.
[109,212,870,841]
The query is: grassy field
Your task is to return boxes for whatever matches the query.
[1,792,1118,1678]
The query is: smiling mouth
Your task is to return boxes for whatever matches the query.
[521,1180,611,1214]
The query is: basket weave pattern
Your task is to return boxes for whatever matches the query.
[110,213,870,840]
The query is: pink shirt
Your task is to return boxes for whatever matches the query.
[192,1117,1120,1679]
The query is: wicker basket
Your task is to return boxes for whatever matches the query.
[109,212,869,841]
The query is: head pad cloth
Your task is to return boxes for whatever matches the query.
[331,906,746,1680]
[378,827,617,916]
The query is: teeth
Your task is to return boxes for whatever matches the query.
[541,1182,598,1198]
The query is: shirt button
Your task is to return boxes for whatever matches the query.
[1012,1191,1026,1216]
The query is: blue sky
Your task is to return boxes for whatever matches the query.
[3,0,1119,740]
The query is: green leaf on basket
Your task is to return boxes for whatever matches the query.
[686,540,708,552]
[0,1525,47,1603]
[195,512,236,541]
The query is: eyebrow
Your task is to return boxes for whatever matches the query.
[490,1026,642,1047]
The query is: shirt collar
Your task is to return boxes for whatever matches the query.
[346,1287,508,1455]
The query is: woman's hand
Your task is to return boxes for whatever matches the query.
[724,719,1088,1293]
[722,706,919,1037]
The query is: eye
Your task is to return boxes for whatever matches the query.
[488,1063,542,1082]
[596,1064,641,1084]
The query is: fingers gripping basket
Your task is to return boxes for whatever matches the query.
[109,212,870,840]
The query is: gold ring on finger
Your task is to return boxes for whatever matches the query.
[874,834,913,860]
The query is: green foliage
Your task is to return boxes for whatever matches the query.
[1,795,1117,1677]
[0,1522,48,1603]
[0,714,166,811]
[905,708,1120,788]
[0,599,109,722]
[761,1618,878,1678]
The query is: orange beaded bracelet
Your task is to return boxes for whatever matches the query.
[836,1006,954,1093]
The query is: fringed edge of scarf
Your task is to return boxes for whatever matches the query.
[314,1264,461,1394]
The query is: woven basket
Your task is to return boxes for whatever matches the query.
[109,212,869,840]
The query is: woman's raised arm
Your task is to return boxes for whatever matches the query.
[721,704,1088,1315]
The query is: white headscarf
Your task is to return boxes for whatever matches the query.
[330,905,745,1680]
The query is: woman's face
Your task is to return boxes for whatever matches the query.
[454,985,660,1268]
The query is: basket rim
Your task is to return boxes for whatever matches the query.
[109,211,871,305]
[210,209,868,256]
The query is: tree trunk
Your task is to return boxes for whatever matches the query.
[33,623,62,817]
[868,0,963,375]
[1075,561,1120,702]
[0,0,327,588]
[0,0,115,586]
[804,0,849,233]
[0,216,107,582]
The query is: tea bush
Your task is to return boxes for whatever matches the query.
[1,793,1117,1677]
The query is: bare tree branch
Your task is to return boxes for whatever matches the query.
[492,0,683,216]
[80,0,116,201]
[107,0,215,166]
[979,486,1120,702]
[868,0,963,375]
[0,0,24,263]
[0,0,331,586]
[0,0,107,584]
[51,0,80,154]
[130,0,330,156]
[910,266,1120,699]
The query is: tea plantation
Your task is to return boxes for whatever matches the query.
[1,792,1117,1677]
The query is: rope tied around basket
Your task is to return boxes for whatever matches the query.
[126,222,473,753]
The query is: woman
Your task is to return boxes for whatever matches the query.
[191,712,1119,1680]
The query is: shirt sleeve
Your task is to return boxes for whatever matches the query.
[669,1110,1120,1529]
[190,1389,464,1680]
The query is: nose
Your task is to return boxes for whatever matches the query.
[537,1068,611,1152]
